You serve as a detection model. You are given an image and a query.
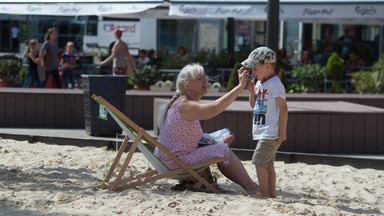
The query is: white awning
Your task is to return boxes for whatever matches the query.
[0,0,163,16]
[169,0,384,25]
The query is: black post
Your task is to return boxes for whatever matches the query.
[267,0,280,72]
[26,15,30,43]
[226,18,235,67]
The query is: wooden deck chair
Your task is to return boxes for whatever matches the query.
[92,94,226,193]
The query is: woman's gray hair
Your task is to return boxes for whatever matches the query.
[175,63,205,95]
[157,63,205,131]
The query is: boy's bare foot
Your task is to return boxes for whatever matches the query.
[244,190,264,198]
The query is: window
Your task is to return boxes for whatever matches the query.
[86,16,98,36]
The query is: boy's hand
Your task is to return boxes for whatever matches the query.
[223,134,235,146]
[277,132,286,144]
[246,79,255,93]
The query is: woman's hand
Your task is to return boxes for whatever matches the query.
[237,67,251,88]
[223,134,235,146]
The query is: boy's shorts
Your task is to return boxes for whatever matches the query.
[252,139,281,168]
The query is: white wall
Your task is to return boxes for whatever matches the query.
[139,18,157,51]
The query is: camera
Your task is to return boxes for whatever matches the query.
[247,73,256,82]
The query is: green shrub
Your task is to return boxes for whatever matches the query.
[128,65,159,87]
[226,62,241,90]
[328,81,344,93]
[287,83,308,93]
[19,67,27,83]
[0,58,22,80]
[326,52,344,79]
[291,64,326,91]
[371,53,384,92]
[351,54,384,94]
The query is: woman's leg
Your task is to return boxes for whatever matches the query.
[218,150,260,194]
[51,69,62,88]
[42,70,50,87]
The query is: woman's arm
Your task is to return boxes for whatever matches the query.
[180,67,250,121]
[39,43,47,66]
[125,44,137,69]
[100,41,120,66]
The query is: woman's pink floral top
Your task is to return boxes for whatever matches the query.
[154,101,230,170]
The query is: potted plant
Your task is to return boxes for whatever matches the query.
[128,65,160,90]
[0,58,22,87]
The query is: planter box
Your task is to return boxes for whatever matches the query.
[82,75,127,136]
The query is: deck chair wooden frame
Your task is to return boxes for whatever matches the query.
[92,94,226,193]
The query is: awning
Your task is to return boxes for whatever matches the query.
[0,0,163,16]
[169,0,384,25]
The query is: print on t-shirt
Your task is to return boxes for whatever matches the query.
[253,88,268,125]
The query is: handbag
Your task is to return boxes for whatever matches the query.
[125,58,133,77]
[43,42,51,65]
[37,65,46,82]
[124,42,133,77]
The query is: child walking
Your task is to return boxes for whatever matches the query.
[60,41,76,89]
[22,39,43,88]
[243,46,288,198]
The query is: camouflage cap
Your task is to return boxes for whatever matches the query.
[241,46,276,68]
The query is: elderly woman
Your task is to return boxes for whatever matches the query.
[155,63,260,196]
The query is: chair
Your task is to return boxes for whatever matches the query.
[92,94,226,193]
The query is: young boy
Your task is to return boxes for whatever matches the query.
[242,46,288,198]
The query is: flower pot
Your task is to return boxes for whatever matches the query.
[0,79,12,87]
[134,85,150,90]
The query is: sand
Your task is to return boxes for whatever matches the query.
[0,138,383,216]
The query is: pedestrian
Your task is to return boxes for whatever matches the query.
[100,28,136,76]
[22,39,43,88]
[11,24,20,52]
[60,41,76,89]
[40,28,61,88]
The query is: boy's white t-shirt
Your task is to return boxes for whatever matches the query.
[252,75,286,140]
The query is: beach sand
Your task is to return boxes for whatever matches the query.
[0,138,383,216]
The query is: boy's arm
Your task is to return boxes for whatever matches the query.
[247,80,256,108]
[275,97,288,144]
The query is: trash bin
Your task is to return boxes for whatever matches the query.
[82,75,127,136]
